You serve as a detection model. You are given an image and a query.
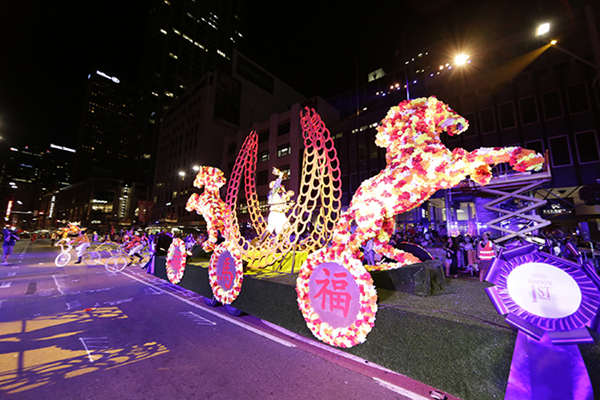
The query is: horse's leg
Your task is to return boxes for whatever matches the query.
[202,217,218,252]
[372,217,420,269]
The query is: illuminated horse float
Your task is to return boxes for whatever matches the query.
[296,97,544,347]
[173,107,342,306]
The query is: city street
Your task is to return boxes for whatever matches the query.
[0,240,429,400]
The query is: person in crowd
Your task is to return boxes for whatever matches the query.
[73,229,91,264]
[464,234,477,276]
[443,236,458,278]
[477,232,496,282]
[155,230,173,257]
[2,226,20,265]
[125,232,147,266]
[50,231,57,247]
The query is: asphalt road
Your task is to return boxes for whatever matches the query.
[0,240,423,400]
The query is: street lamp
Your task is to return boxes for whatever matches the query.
[454,53,470,66]
[178,170,186,178]
[536,22,551,37]
[192,165,200,172]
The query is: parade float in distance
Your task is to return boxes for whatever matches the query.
[163,95,578,352]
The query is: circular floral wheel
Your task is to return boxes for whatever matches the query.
[208,242,243,305]
[55,252,71,267]
[296,247,378,348]
[166,238,188,284]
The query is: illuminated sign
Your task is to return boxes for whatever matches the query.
[92,199,108,204]
[96,70,120,84]
[50,144,77,153]
[540,198,573,217]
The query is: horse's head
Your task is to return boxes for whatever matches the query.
[193,166,226,191]
[375,96,469,150]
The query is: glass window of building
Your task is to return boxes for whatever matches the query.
[549,136,572,166]
[567,84,589,114]
[277,144,291,158]
[519,97,538,124]
[525,140,544,156]
[575,131,600,163]
[258,151,269,162]
[278,120,290,136]
[543,91,562,119]
[479,109,495,133]
[499,102,515,129]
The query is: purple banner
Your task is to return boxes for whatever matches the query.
[505,331,592,400]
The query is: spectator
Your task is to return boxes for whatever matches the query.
[443,237,458,278]
[477,232,496,282]
[2,226,20,265]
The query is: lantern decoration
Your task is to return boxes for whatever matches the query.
[298,97,545,347]
[166,238,187,284]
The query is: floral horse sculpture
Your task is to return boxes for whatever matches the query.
[185,166,229,252]
[297,96,545,347]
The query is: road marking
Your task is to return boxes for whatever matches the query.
[5,272,16,277]
[85,287,111,294]
[373,377,431,400]
[179,311,216,326]
[0,282,12,288]
[144,287,162,295]
[104,298,133,306]
[79,337,109,362]
[52,274,65,294]
[121,271,295,348]
[0,300,4,309]
[66,300,82,310]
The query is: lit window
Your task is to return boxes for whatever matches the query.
[277,144,291,158]
[163,0,170,4]
[217,49,227,58]
[194,41,206,51]
[169,52,178,60]
[259,151,269,162]
[160,28,167,35]
[165,91,174,98]
[151,91,159,97]
[172,28,181,35]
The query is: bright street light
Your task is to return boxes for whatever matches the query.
[536,22,550,36]
[178,170,186,177]
[192,165,200,172]
[550,39,558,45]
[454,53,470,66]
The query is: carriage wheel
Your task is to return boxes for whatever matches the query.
[208,242,244,305]
[296,247,378,348]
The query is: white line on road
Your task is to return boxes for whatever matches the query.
[0,282,12,288]
[52,274,65,295]
[0,300,4,309]
[66,300,81,310]
[5,272,16,277]
[79,337,95,362]
[104,298,133,306]
[373,377,431,400]
[179,311,217,326]
[121,271,295,348]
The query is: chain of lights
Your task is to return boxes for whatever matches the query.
[224,107,342,268]
[208,242,244,304]
[166,238,187,284]
[298,96,545,347]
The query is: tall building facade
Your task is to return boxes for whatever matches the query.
[151,52,305,225]
[75,70,144,182]
[331,4,600,239]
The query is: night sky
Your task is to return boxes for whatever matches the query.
[0,1,568,150]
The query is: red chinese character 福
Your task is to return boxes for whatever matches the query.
[313,268,351,317]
